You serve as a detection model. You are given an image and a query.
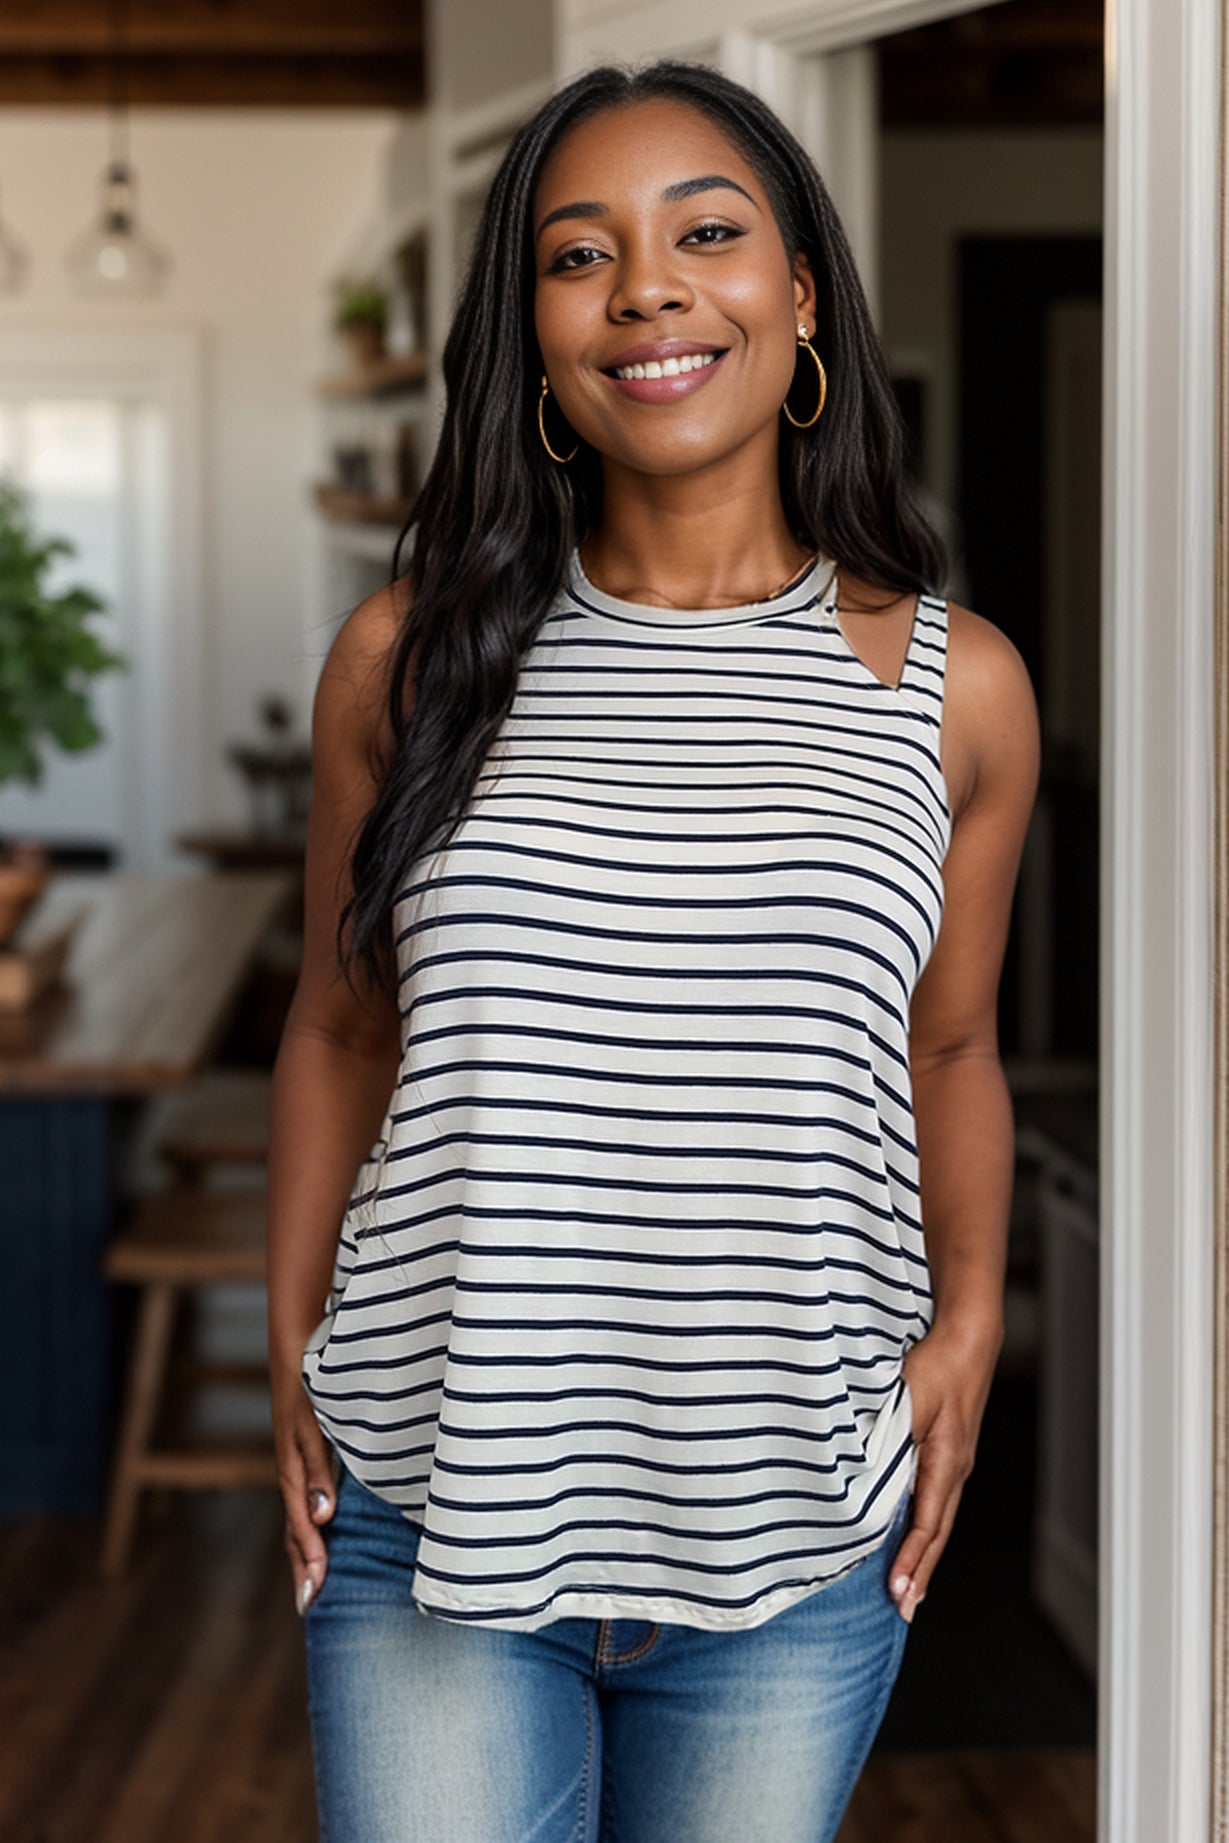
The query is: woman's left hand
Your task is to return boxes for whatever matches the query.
[889,1319,1003,1622]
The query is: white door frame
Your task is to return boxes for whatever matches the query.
[557,1,1223,1837]
[0,325,207,874]
[1100,3,1219,1839]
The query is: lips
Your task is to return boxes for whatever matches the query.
[598,341,732,405]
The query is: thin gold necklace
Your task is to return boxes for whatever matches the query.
[579,545,821,610]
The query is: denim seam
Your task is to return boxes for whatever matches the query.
[598,1737,619,1843]
[576,1679,594,1843]
[603,1623,661,1666]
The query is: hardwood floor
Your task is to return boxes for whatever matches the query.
[0,1491,316,1842]
[839,1748,1096,1841]
[0,1489,1094,1843]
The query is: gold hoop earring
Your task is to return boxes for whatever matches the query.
[783,324,827,429]
[538,374,579,463]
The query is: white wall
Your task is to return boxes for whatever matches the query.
[878,126,1104,518]
[0,108,401,831]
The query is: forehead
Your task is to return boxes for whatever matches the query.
[534,98,760,207]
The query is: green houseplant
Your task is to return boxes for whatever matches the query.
[0,471,129,942]
[333,275,389,366]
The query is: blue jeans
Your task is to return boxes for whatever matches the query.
[304,1458,914,1843]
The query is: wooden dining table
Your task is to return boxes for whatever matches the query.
[0,870,295,1516]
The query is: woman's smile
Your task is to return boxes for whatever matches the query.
[600,342,731,403]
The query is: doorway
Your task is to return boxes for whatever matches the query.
[871,12,1103,1813]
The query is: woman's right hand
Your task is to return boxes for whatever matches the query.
[273,1361,338,1615]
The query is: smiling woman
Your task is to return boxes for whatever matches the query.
[534,117,816,485]
[267,54,1040,1843]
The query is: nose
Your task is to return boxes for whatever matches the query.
[606,236,695,322]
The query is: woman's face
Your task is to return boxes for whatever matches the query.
[532,97,817,478]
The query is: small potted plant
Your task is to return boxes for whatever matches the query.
[333,275,389,368]
[0,472,128,945]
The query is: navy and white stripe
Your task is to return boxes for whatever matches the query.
[302,546,951,1632]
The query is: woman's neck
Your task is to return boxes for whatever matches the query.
[580,501,815,612]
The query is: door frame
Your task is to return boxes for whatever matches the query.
[558,0,1224,1836]
[1100,2,1220,1839]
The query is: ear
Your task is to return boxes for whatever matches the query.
[791,251,819,332]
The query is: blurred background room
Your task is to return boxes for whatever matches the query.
[0,2,1104,1838]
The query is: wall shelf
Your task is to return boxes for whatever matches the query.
[316,350,428,399]
[309,68,553,629]
[312,483,414,526]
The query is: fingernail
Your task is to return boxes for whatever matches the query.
[297,1575,316,1615]
[892,1573,910,1597]
[309,1488,331,1512]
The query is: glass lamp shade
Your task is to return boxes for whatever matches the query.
[64,159,170,297]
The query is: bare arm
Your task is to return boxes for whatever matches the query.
[267,577,412,1612]
[890,602,1041,1621]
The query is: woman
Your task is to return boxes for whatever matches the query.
[269,56,1039,1843]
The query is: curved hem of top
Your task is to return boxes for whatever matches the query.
[409,1481,915,1635]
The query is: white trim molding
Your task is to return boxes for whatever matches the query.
[556,0,1010,66]
[1213,0,1229,1824]
[1101,0,1221,1839]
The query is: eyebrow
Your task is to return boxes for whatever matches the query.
[535,174,758,241]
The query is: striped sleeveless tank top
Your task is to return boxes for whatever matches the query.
[302,544,951,1633]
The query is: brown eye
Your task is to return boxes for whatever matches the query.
[683,221,746,245]
[548,244,605,273]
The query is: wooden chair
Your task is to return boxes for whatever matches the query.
[154,1067,271,1186]
[99,1188,277,1577]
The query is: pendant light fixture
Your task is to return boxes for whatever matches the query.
[64,0,170,297]
[0,180,30,294]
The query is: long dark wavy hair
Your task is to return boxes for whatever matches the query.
[338,56,948,1001]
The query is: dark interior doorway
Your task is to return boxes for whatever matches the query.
[958,233,1103,1062]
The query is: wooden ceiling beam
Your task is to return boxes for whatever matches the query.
[0,0,422,56]
[0,54,424,107]
[0,0,424,108]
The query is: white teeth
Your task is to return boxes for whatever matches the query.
[613,351,718,382]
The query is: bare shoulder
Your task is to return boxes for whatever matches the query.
[943,599,1040,823]
[314,576,414,773]
[319,576,412,699]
